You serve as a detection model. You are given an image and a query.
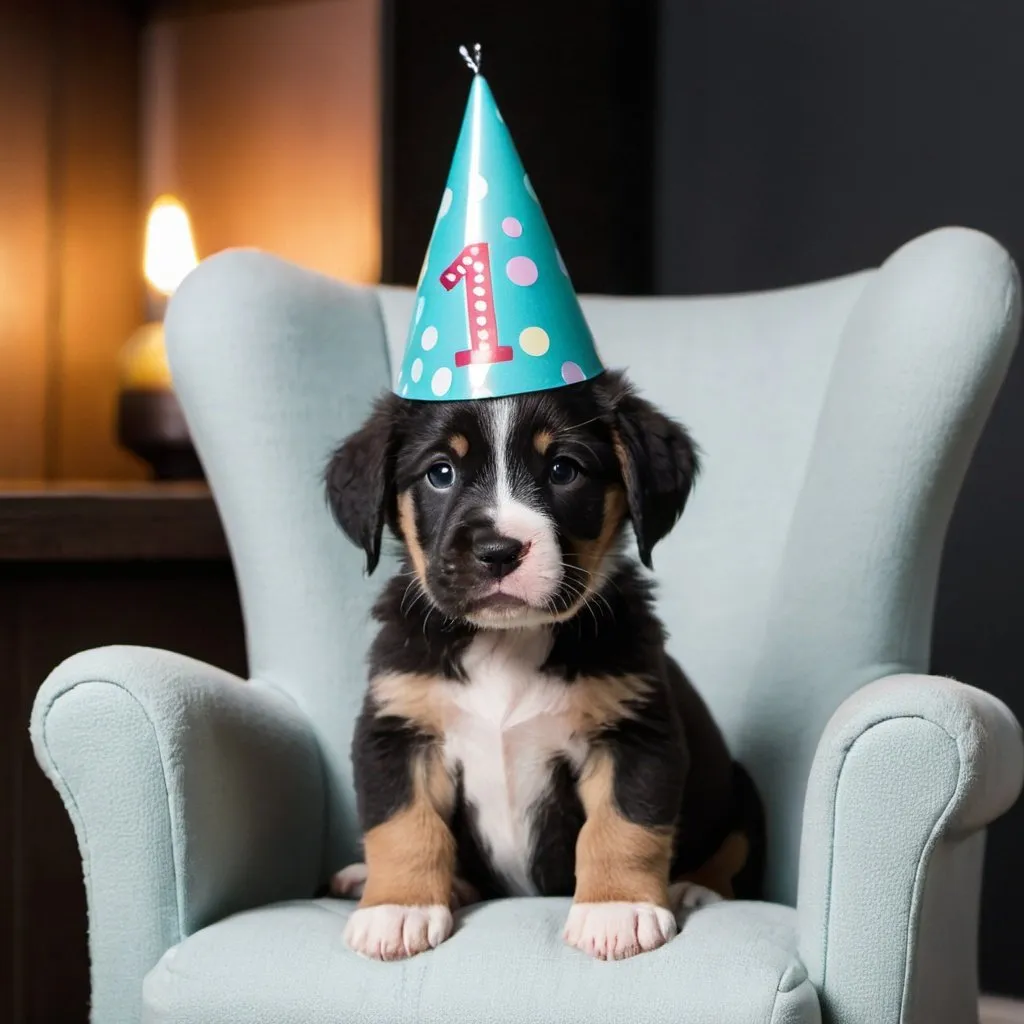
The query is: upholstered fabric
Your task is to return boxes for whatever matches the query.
[142,899,818,1024]
[30,226,1024,1024]
[30,647,324,1023]
[798,674,1024,1024]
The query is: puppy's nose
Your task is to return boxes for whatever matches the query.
[472,532,525,579]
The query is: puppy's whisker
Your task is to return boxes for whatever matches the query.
[399,578,421,615]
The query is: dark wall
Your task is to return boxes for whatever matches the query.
[656,0,1024,998]
[384,1,657,294]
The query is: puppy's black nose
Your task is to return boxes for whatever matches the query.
[472,532,524,579]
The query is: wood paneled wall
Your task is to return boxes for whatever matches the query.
[0,6,61,481]
[0,3,146,483]
[0,0,381,483]
[144,0,381,283]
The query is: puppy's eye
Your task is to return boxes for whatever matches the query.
[548,457,580,486]
[426,461,456,490]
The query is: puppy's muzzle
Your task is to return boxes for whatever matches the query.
[470,527,527,580]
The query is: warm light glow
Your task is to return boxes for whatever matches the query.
[143,195,198,296]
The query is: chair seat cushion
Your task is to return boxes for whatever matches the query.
[143,897,818,1024]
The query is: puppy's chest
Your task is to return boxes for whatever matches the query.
[440,631,587,896]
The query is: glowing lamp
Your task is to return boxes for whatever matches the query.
[117,195,203,480]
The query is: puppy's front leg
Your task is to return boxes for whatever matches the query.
[564,745,679,961]
[344,733,456,961]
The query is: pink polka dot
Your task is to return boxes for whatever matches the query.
[561,361,585,385]
[506,256,538,287]
[502,217,523,238]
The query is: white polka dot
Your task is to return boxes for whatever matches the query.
[469,174,488,202]
[437,187,453,219]
[411,358,423,383]
[476,316,487,326]
[421,325,438,350]
[457,265,467,275]
[473,287,485,296]
[473,261,484,272]
[474,274,485,283]
[524,174,537,200]
[462,256,473,265]
[478,329,490,340]
[471,246,480,255]
[414,297,425,324]
[519,326,550,356]
[431,367,453,397]
[502,217,523,237]
[445,272,457,283]
[474,300,487,311]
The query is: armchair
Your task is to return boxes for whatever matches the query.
[32,226,1023,1023]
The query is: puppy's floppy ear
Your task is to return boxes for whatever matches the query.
[603,372,699,569]
[325,393,402,574]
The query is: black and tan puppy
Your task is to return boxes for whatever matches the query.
[325,370,764,962]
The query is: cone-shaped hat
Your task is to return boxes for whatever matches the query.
[395,45,604,402]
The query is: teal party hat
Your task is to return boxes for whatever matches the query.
[395,44,605,402]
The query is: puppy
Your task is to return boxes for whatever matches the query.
[325,370,764,962]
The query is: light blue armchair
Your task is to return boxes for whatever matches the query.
[31,227,1024,1024]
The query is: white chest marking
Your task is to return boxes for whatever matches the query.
[441,629,587,896]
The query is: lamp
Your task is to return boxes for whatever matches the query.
[117,195,203,481]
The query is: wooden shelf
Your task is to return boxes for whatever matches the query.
[0,482,230,562]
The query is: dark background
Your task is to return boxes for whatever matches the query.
[387,0,1024,997]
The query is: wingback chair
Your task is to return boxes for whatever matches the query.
[31,226,1024,1024]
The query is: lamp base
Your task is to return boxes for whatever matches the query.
[117,389,204,482]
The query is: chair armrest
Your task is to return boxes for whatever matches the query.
[30,645,325,1024]
[797,674,1023,1024]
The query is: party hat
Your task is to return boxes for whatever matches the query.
[395,44,605,402]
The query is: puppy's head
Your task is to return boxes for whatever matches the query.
[326,371,697,628]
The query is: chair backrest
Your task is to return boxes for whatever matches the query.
[165,227,1018,904]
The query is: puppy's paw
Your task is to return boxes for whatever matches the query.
[669,880,724,913]
[330,862,369,898]
[344,904,453,961]
[562,902,677,961]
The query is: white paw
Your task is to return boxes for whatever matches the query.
[344,904,453,961]
[562,902,677,960]
[330,862,369,898]
[330,863,480,911]
[669,880,724,912]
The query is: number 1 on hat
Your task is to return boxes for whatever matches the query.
[440,243,514,367]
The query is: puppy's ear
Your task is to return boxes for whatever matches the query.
[603,373,699,569]
[325,394,402,574]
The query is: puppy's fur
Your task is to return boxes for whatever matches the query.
[326,371,764,962]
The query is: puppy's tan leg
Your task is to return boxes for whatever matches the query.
[344,751,456,961]
[563,750,677,961]
[331,862,481,910]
